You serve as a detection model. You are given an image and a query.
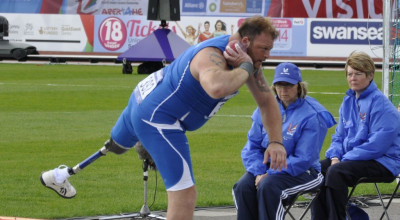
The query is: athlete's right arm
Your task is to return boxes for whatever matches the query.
[190,47,250,99]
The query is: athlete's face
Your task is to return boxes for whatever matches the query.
[247,32,274,69]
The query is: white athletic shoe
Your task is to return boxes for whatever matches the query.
[40,165,76,198]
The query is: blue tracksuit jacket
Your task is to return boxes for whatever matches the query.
[242,96,336,177]
[325,81,400,176]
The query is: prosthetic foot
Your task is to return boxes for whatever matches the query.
[40,165,76,198]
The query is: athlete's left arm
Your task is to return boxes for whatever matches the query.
[246,69,286,171]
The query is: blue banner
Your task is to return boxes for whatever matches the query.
[0,0,42,13]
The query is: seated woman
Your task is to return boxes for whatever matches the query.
[311,51,400,220]
[233,62,336,220]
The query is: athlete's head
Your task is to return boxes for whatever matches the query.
[237,16,278,68]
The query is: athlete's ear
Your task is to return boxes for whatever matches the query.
[240,37,250,49]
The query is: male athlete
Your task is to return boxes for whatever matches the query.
[41,16,287,220]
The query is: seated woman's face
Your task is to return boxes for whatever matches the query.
[274,82,298,106]
[346,66,373,94]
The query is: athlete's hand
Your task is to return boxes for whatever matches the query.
[223,41,252,68]
[263,143,287,171]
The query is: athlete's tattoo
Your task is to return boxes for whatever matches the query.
[209,49,226,67]
[254,69,271,93]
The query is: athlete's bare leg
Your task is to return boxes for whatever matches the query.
[166,186,197,220]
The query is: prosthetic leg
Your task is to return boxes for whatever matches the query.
[124,158,165,220]
[40,139,119,199]
[69,145,108,175]
[132,146,165,219]
[41,140,165,219]
[41,139,144,197]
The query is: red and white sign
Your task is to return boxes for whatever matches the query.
[98,17,127,51]
[283,0,384,18]
[272,19,292,50]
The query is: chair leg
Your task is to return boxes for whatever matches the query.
[373,183,391,220]
[379,179,400,220]
[284,192,303,220]
[346,185,358,220]
[298,191,320,220]
[286,209,296,220]
[283,201,297,220]
[283,189,321,220]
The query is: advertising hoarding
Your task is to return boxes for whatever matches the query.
[2,13,92,52]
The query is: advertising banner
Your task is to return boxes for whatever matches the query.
[94,16,242,53]
[307,19,383,58]
[2,13,92,52]
[282,0,384,19]
[270,18,307,57]
[93,15,308,57]
[1,12,385,58]
[94,15,158,53]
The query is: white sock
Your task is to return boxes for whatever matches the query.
[54,165,71,184]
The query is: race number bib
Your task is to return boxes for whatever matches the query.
[134,69,164,104]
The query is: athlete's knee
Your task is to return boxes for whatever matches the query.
[169,186,197,207]
[167,187,197,219]
[104,138,130,155]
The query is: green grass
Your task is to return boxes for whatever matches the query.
[0,63,396,218]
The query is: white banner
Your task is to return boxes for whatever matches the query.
[306,18,383,58]
[3,13,89,52]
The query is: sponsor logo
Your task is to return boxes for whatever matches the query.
[24,23,34,36]
[9,24,20,35]
[246,0,262,13]
[281,68,290,75]
[61,25,81,36]
[310,21,382,45]
[209,3,217,12]
[293,18,305,26]
[39,26,58,35]
[101,7,144,15]
[182,0,207,12]
[98,17,127,51]
[220,0,245,13]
